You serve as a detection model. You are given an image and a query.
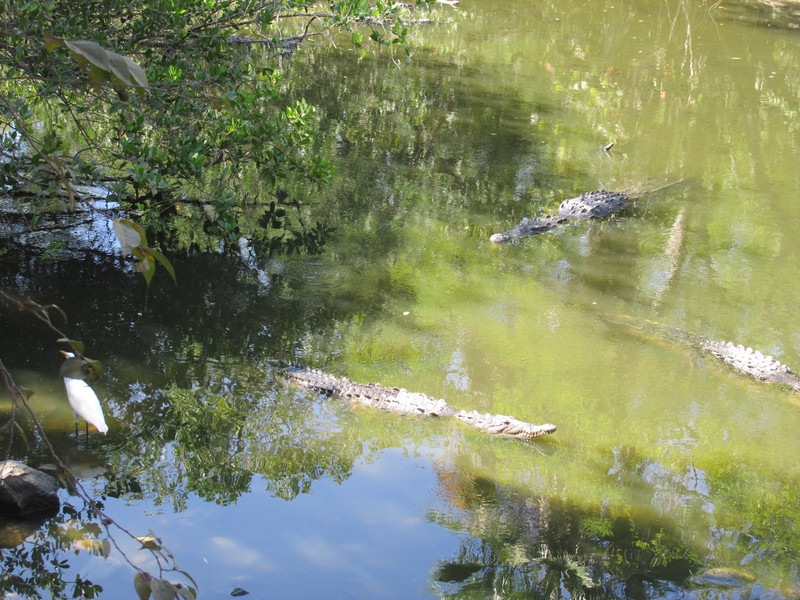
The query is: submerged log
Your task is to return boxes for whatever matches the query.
[283,365,557,440]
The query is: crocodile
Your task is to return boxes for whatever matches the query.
[490,180,691,244]
[599,313,800,392]
[490,190,629,243]
[283,365,557,440]
[694,338,800,391]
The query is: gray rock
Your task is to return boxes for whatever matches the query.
[0,460,60,517]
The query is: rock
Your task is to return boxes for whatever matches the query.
[0,460,60,517]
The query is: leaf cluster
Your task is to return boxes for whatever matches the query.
[132,532,198,600]
[0,0,433,271]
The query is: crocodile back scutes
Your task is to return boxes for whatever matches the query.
[284,365,456,417]
[699,340,800,391]
[282,364,558,439]
[558,190,629,220]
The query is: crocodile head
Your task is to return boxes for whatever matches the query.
[490,215,566,244]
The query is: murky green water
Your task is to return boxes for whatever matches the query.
[3,0,800,597]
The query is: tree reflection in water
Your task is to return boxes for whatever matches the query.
[429,450,702,600]
[1,503,104,598]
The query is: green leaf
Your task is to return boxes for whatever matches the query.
[133,572,152,600]
[133,248,155,286]
[59,356,86,379]
[108,52,149,90]
[64,40,111,73]
[150,579,177,600]
[43,303,68,323]
[101,538,112,559]
[136,536,162,551]
[83,358,103,384]
[148,248,176,284]
[114,219,145,255]
[61,39,149,93]
[59,351,102,382]
[175,569,199,590]
[43,33,63,53]
[88,63,112,85]
[12,421,29,446]
[174,583,196,600]
[106,51,135,85]
[57,338,85,355]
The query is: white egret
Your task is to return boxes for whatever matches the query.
[60,351,108,437]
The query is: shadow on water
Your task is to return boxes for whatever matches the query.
[0,249,337,378]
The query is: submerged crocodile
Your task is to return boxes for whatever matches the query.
[283,365,557,440]
[693,338,800,391]
[490,181,688,244]
[491,190,629,243]
[600,313,800,392]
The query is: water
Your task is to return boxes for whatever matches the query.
[3,0,800,597]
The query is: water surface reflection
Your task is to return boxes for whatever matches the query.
[4,0,800,596]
